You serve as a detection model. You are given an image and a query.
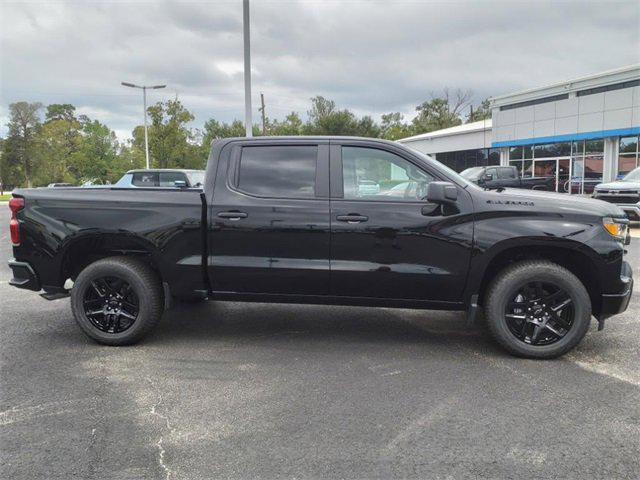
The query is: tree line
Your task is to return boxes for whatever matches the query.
[0,90,490,189]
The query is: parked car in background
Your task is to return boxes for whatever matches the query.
[592,167,640,221]
[115,169,205,188]
[8,137,632,359]
[47,183,75,188]
[460,166,555,191]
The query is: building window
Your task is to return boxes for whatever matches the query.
[618,135,639,178]
[434,148,500,172]
[509,147,523,160]
[577,79,640,97]
[499,93,569,111]
[533,142,571,158]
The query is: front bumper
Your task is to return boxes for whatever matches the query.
[8,260,40,291]
[599,261,633,319]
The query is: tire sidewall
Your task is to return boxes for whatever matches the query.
[71,260,158,344]
[486,263,591,358]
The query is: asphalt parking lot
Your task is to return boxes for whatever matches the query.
[1,207,639,480]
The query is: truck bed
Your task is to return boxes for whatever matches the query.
[10,187,206,298]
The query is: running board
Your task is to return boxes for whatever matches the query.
[40,291,70,301]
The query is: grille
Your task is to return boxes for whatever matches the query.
[597,195,640,204]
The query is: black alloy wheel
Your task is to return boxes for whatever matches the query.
[83,276,140,334]
[504,281,574,346]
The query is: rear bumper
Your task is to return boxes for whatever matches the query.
[599,261,633,319]
[8,260,40,291]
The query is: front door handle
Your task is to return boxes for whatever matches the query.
[336,214,368,223]
[217,211,248,220]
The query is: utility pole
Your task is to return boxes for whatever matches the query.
[259,92,266,135]
[121,82,166,169]
[243,0,253,137]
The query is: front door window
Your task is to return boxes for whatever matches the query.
[342,147,434,202]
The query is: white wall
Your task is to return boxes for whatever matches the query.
[401,128,491,155]
[492,85,640,144]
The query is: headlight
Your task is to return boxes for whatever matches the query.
[602,217,628,241]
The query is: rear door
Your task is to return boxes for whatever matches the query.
[208,140,331,295]
[328,141,474,302]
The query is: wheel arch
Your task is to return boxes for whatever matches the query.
[470,240,603,316]
[60,233,166,286]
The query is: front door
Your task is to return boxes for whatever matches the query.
[329,142,474,302]
[209,141,331,295]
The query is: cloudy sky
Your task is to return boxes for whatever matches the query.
[1,0,639,139]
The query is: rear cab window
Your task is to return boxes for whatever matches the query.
[236,145,318,198]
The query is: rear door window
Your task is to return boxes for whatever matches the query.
[499,167,517,179]
[132,172,158,187]
[485,168,498,179]
[159,172,187,187]
[237,146,317,198]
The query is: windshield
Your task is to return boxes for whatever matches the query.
[460,167,485,180]
[623,167,640,182]
[405,146,475,188]
[186,171,205,187]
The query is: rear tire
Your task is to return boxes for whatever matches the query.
[484,260,591,359]
[70,256,164,345]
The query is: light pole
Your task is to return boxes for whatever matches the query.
[121,82,166,169]
[243,0,252,137]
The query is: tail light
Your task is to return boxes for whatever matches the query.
[9,197,25,245]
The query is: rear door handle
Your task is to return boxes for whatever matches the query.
[336,214,368,223]
[217,211,248,220]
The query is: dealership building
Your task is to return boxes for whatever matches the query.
[399,65,640,193]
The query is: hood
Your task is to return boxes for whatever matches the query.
[477,187,626,218]
[594,180,640,191]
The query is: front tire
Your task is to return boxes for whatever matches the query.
[484,260,591,359]
[70,256,164,345]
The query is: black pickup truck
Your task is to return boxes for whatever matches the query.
[460,165,556,191]
[8,137,633,358]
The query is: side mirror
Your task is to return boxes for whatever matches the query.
[426,181,458,204]
[174,180,188,188]
[483,173,493,181]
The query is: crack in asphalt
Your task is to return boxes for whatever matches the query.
[147,377,175,480]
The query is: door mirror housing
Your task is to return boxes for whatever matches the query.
[483,173,493,181]
[426,181,458,204]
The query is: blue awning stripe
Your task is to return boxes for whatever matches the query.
[491,126,640,148]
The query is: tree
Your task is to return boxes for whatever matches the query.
[303,96,359,135]
[75,117,121,182]
[5,102,43,187]
[36,104,83,185]
[266,112,303,136]
[45,104,77,122]
[467,99,492,123]
[135,99,200,169]
[380,112,413,140]
[412,88,473,134]
[354,116,381,138]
